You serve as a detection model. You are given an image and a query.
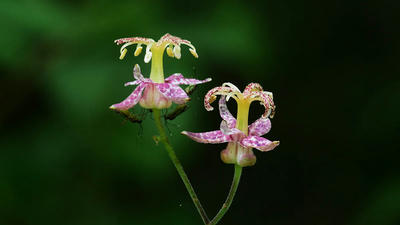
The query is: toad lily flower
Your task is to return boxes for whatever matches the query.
[110,64,211,110]
[182,83,279,167]
[110,34,211,110]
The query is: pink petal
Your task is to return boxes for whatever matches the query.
[181,130,232,144]
[165,74,211,85]
[155,83,189,104]
[248,117,271,136]
[241,136,279,152]
[220,120,243,136]
[218,96,236,127]
[110,83,147,110]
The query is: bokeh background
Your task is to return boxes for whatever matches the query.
[1,0,399,225]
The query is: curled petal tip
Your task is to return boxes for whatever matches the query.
[273,141,280,146]
[109,105,116,110]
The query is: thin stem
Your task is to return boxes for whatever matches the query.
[152,109,210,224]
[209,164,242,225]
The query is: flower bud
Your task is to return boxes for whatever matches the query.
[139,84,172,109]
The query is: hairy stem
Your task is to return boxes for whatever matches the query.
[153,109,210,224]
[209,165,242,225]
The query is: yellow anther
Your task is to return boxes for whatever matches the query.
[134,45,143,56]
[119,48,127,60]
[166,46,174,57]
[189,48,198,58]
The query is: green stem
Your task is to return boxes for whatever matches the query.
[209,165,242,225]
[153,109,210,224]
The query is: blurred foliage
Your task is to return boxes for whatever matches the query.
[1,0,399,225]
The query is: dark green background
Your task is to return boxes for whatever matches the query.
[1,0,399,225]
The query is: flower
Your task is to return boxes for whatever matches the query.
[182,83,279,167]
[111,33,211,110]
[114,33,199,83]
[110,64,211,110]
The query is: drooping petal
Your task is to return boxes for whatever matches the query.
[248,117,271,136]
[165,74,212,85]
[218,96,236,127]
[181,130,232,144]
[241,136,279,152]
[155,83,189,104]
[110,83,147,110]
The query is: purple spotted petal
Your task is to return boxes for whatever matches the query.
[218,96,236,127]
[155,83,189,104]
[165,73,212,85]
[248,117,271,136]
[241,136,279,152]
[181,130,232,144]
[220,120,243,137]
[110,83,147,110]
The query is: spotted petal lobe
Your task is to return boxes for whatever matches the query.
[165,74,211,85]
[241,136,279,152]
[220,120,243,137]
[181,130,232,144]
[110,83,147,110]
[248,117,271,136]
[155,83,189,104]
[218,96,236,128]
